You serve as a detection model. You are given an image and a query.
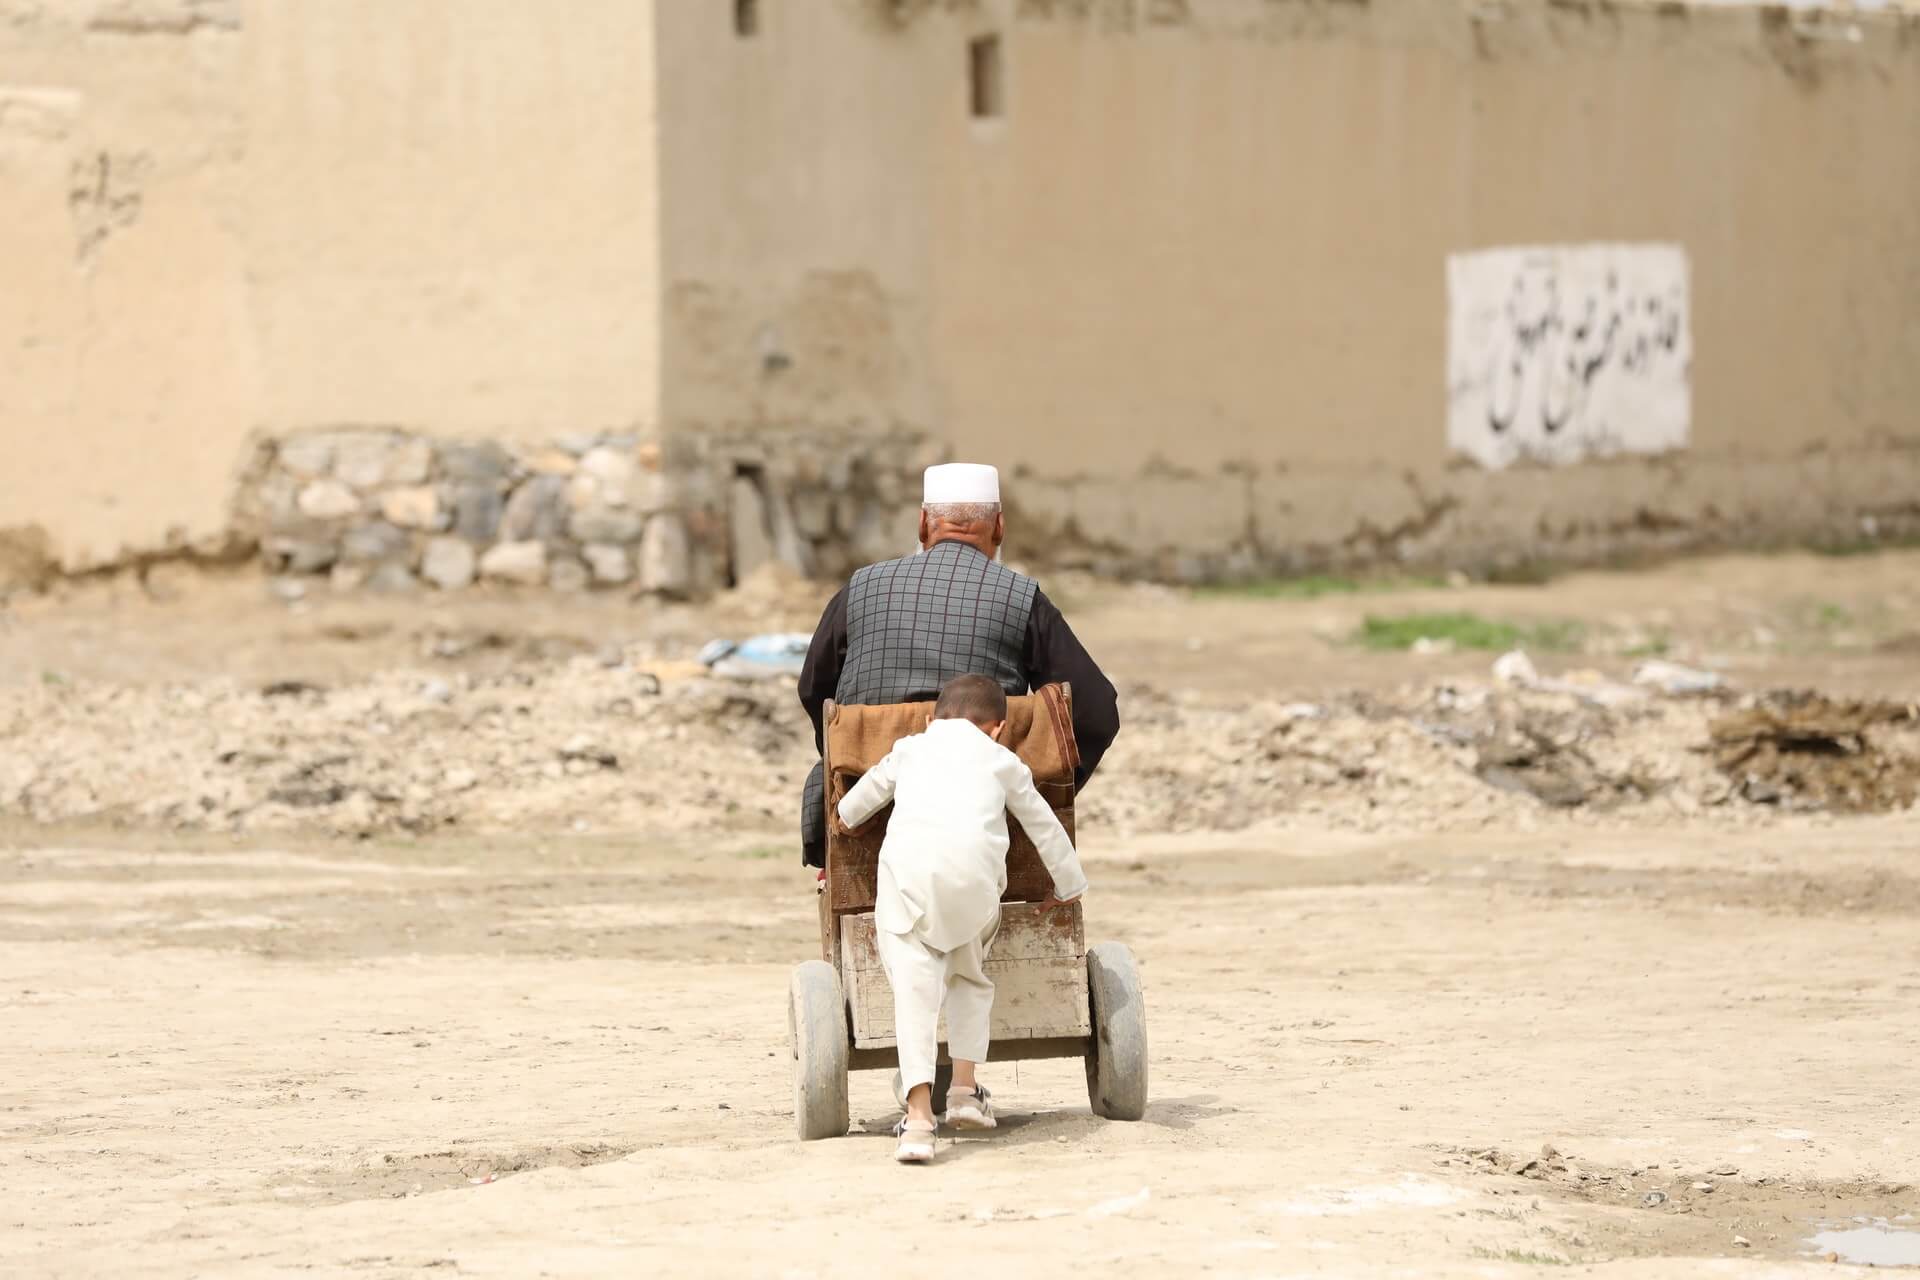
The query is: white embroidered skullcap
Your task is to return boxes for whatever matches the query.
[922,463,1001,506]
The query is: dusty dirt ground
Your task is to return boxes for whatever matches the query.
[3,550,1918,1277]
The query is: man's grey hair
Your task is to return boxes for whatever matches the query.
[922,502,1001,525]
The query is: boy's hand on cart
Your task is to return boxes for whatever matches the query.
[1038,892,1081,912]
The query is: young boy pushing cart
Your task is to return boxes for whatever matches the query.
[835,673,1090,1164]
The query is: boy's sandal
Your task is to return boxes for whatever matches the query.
[944,1084,997,1131]
[892,1117,937,1164]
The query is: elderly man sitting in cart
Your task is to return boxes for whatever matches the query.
[787,465,1145,1144]
[796,462,1121,871]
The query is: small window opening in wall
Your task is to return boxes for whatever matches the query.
[735,0,759,38]
[969,34,1004,120]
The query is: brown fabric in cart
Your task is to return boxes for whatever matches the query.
[825,683,1078,914]
[826,683,1078,784]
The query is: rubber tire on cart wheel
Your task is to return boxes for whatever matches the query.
[790,960,850,1140]
[1085,941,1148,1121]
[889,1062,955,1113]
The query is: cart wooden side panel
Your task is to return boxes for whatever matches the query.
[838,903,1091,1051]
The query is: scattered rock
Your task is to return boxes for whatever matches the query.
[523,449,578,476]
[501,475,569,543]
[579,446,634,493]
[444,767,478,793]
[276,436,335,478]
[296,480,360,521]
[568,506,645,545]
[792,490,833,540]
[1733,1235,1751,1248]
[558,736,618,770]
[340,521,411,565]
[331,433,406,490]
[451,484,506,543]
[626,469,675,515]
[264,537,338,575]
[548,556,590,594]
[639,513,692,596]
[1691,1181,1714,1193]
[584,544,632,586]
[439,442,513,485]
[381,487,443,531]
[421,538,477,591]
[365,563,419,595]
[261,679,324,698]
[479,540,547,586]
[1643,1191,1668,1207]
[387,438,434,487]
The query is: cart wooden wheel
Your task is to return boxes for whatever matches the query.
[889,1063,955,1113]
[1084,941,1148,1121]
[790,960,850,1140]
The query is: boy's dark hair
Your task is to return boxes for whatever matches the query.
[934,673,1008,725]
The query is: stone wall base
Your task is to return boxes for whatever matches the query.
[232,426,951,597]
[197,429,1920,598]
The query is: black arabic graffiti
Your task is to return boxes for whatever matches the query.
[1483,262,1685,441]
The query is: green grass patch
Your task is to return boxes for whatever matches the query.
[1196,572,1445,601]
[1355,611,1585,653]
[1809,531,1920,558]
[1472,1249,1572,1266]
[1622,628,1672,659]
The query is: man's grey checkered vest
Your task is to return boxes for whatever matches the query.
[801,541,1039,853]
[840,541,1038,705]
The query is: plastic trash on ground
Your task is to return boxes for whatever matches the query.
[1491,650,1646,708]
[698,633,812,680]
[1632,658,1727,695]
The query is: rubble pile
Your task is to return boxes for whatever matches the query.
[4,652,1913,843]
[1708,693,1920,812]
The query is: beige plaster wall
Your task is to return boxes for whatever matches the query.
[0,2,254,574]
[5,0,1916,585]
[245,0,661,445]
[0,0,661,578]
[665,0,1920,576]
[652,0,940,438]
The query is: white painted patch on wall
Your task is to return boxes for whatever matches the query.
[1447,243,1692,469]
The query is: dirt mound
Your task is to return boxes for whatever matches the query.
[3,654,1915,841]
[1710,693,1920,812]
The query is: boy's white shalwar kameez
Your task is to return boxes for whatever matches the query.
[836,717,1088,1092]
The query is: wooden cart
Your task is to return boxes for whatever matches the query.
[788,683,1148,1140]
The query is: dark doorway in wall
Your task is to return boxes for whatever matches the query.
[969,35,1004,119]
[735,0,759,38]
